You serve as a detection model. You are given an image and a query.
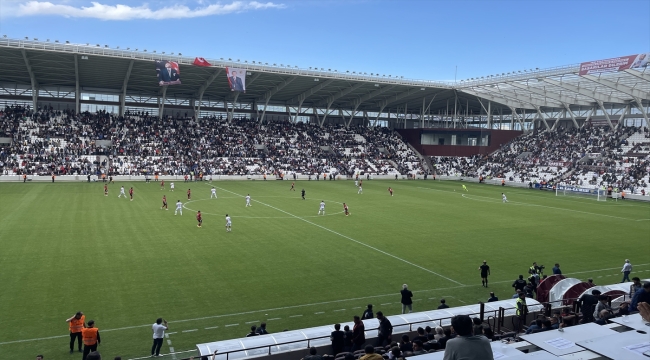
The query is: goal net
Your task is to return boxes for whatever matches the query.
[556,185,607,201]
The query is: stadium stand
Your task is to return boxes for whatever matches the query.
[0,106,427,178]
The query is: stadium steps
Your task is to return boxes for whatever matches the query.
[405,142,432,173]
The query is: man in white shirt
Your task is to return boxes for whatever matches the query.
[357,186,363,194]
[118,186,126,198]
[246,194,252,207]
[318,201,325,215]
[502,193,508,203]
[175,200,183,215]
[621,259,633,282]
[151,318,168,357]
[170,182,175,192]
[211,187,217,199]
[225,214,232,232]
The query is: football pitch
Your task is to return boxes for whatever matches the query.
[0,179,648,359]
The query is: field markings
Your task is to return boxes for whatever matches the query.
[212,185,465,286]
[1,264,647,346]
[289,314,303,318]
[165,333,177,360]
[204,326,219,330]
[459,193,648,221]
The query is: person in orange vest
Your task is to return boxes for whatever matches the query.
[66,311,85,353]
[621,190,626,200]
[82,320,100,360]
[23,174,27,183]
[501,178,505,186]
[52,172,55,183]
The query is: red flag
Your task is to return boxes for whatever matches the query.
[193,57,211,67]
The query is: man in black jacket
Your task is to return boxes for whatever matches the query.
[513,275,527,293]
[400,284,413,314]
[376,311,393,346]
[330,323,345,356]
[579,289,601,323]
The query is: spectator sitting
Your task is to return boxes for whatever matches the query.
[246,325,259,337]
[443,315,493,360]
[630,277,643,297]
[438,298,449,309]
[412,327,427,343]
[437,328,452,349]
[399,334,413,353]
[472,318,484,336]
[540,320,553,332]
[256,322,269,335]
[359,345,382,360]
[387,347,405,360]
[411,340,426,355]
[631,282,650,312]
[593,295,612,320]
[525,319,543,334]
[434,326,444,340]
[302,346,322,360]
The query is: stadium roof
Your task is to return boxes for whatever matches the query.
[1,38,648,122]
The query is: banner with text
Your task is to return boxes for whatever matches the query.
[156,61,181,86]
[579,53,649,75]
[226,67,246,92]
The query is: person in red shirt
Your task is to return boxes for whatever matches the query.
[160,180,164,190]
[184,174,188,183]
[388,187,393,196]
[196,211,202,228]
[104,184,108,196]
[161,195,168,210]
[129,187,134,201]
[343,203,350,216]
[187,189,191,200]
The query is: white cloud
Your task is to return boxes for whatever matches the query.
[10,1,285,20]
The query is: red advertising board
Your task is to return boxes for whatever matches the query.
[579,53,648,75]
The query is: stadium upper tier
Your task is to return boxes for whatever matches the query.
[0,38,648,127]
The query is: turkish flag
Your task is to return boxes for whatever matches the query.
[193,57,211,67]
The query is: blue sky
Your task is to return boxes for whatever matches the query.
[1,0,649,81]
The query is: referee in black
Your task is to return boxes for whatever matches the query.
[301,189,306,200]
[479,260,491,287]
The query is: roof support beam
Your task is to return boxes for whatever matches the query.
[193,68,222,117]
[74,54,80,114]
[461,88,534,109]
[288,79,334,104]
[633,97,649,127]
[21,49,38,110]
[507,82,592,106]
[158,86,167,119]
[581,74,650,99]
[563,103,580,128]
[534,106,551,131]
[258,76,297,124]
[317,83,365,127]
[343,85,395,127]
[119,59,134,116]
[596,100,614,128]
[623,68,650,82]
[507,106,526,130]
[539,78,627,104]
[378,88,420,108]
[483,86,563,108]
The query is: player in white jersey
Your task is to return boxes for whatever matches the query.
[118,186,126,198]
[170,182,175,191]
[318,201,325,215]
[225,214,232,232]
[245,194,252,207]
[357,185,363,194]
[354,180,358,187]
[210,187,217,199]
[175,200,183,215]
[502,193,508,203]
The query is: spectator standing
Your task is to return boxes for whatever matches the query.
[351,315,365,351]
[400,284,413,314]
[621,259,632,282]
[330,324,345,356]
[376,311,393,346]
[246,326,259,337]
[66,311,85,353]
[552,263,562,275]
[151,318,168,357]
[81,320,100,360]
[579,290,601,323]
[361,304,373,319]
[438,299,449,309]
[256,323,269,335]
[342,325,353,352]
[443,315,493,360]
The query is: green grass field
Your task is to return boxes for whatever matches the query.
[0,179,648,359]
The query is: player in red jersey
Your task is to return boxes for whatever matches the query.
[161,195,168,210]
[187,189,191,200]
[104,184,108,196]
[196,211,202,228]
[343,203,350,216]
[388,187,393,196]
[160,180,165,190]
[290,182,295,191]
[129,187,134,201]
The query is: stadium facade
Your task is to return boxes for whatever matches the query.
[1,37,648,132]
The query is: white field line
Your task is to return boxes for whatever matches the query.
[165,333,177,360]
[213,185,464,286]
[2,264,647,346]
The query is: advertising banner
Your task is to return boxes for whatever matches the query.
[579,53,649,75]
